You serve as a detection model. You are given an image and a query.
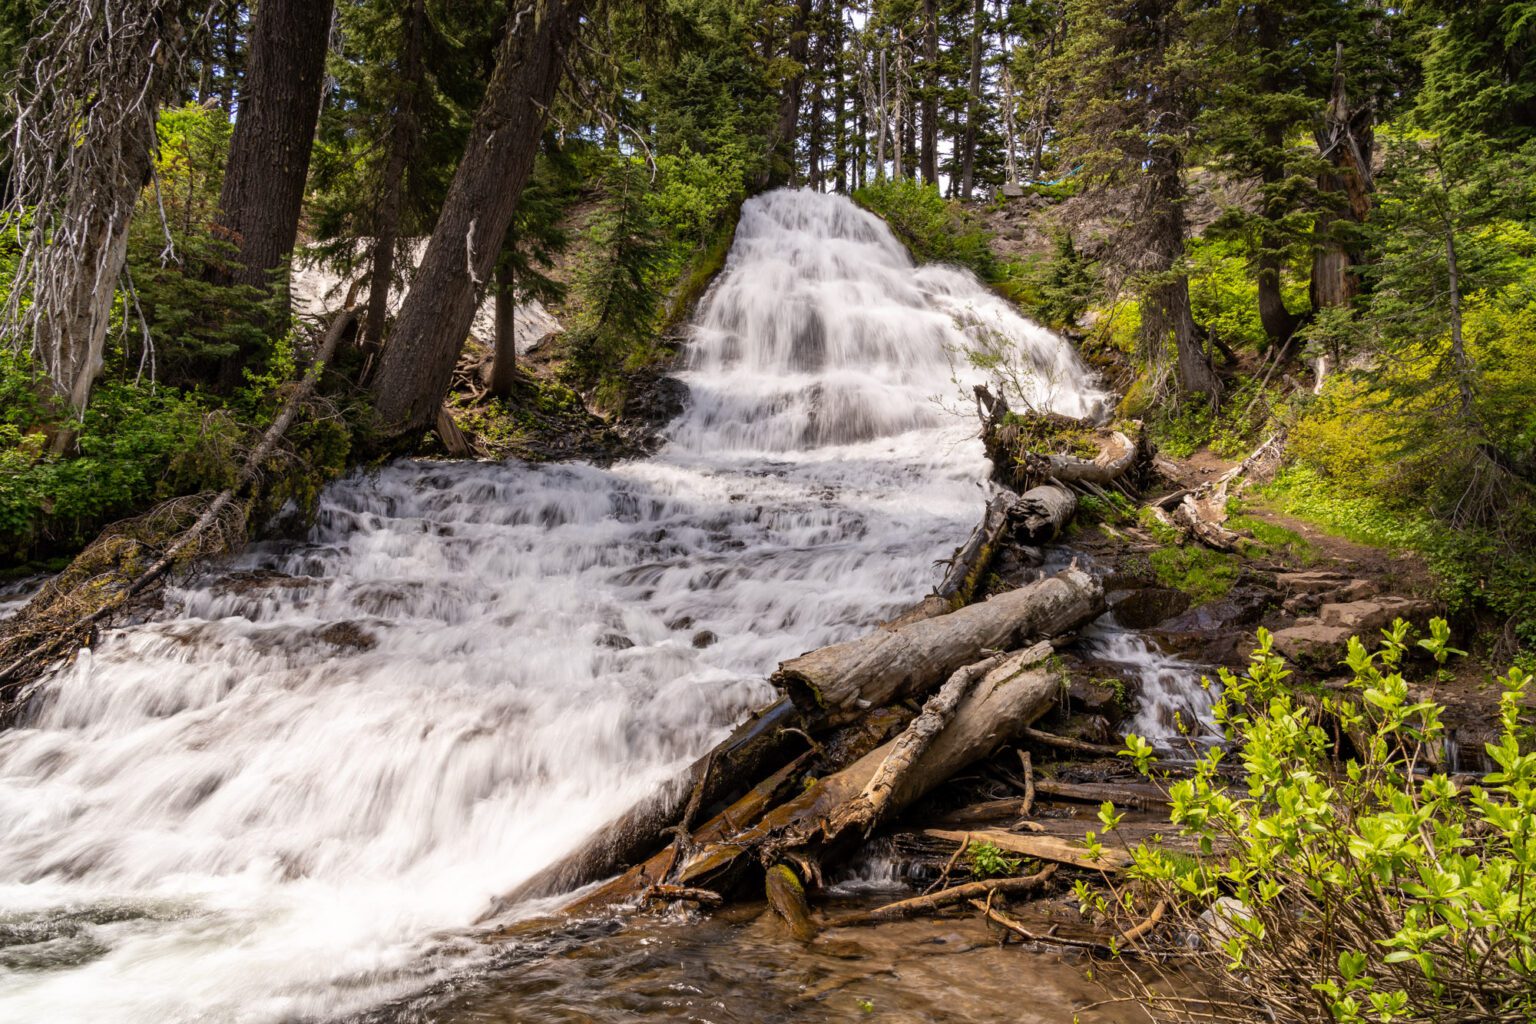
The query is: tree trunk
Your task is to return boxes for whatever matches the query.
[1142,145,1220,401]
[368,0,586,444]
[1309,43,1373,314]
[877,43,889,179]
[765,0,814,188]
[772,566,1103,718]
[919,0,939,185]
[488,260,518,400]
[959,0,985,198]
[997,18,1019,185]
[216,0,333,302]
[17,1,198,432]
[361,0,426,354]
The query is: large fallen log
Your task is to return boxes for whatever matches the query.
[1020,430,1138,489]
[773,567,1102,718]
[828,642,1053,840]
[490,695,806,906]
[537,706,912,924]
[1010,485,1076,544]
[659,647,1067,897]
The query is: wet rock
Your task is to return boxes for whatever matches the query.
[316,622,378,652]
[618,374,690,455]
[691,630,718,649]
[665,616,695,631]
[1107,587,1190,629]
[599,633,635,650]
[1318,597,1437,634]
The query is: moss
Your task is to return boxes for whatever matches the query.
[767,863,805,894]
[1227,512,1316,564]
[1147,544,1241,605]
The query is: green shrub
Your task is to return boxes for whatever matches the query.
[1147,542,1240,605]
[1094,621,1536,1024]
[0,355,241,561]
[966,840,1023,880]
[852,178,998,278]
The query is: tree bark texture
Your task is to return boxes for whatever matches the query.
[772,566,1103,717]
[489,260,518,399]
[369,0,586,443]
[1309,43,1373,313]
[919,0,939,184]
[765,0,814,188]
[362,0,427,352]
[217,0,334,295]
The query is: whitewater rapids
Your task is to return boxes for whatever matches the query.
[0,188,1104,1023]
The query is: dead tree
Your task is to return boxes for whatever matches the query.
[2,0,221,444]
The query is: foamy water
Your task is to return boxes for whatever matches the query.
[0,189,1104,1023]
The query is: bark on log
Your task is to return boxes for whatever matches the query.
[662,648,1067,897]
[765,864,819,941]
[487,696,809,908]
[830,642,1053,839]
[774,567,1102,718]
[885,493,1014,628]
[1025,431,1138,487]
[1010,485,1076,544]
[923,828,1132,872]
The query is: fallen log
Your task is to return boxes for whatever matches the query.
[828,642,1053,840]
[1010,485,1076,544]
[765,864,819,941]
[525,707,913,924]
[773,567,1102,718]
[1020,727,1125,758]
[491,695,808,906]
[826,863,1058,927]
[888,493,1015,626]
[664,647,1067,896]
[1021,430,1138,488]
[923,828,1132,873]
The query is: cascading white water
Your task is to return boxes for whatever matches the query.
[0,188,1104,1024]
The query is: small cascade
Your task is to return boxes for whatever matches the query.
[0,188,1104,1023]
[1082,618,1222,753]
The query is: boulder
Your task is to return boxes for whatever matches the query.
[1318,597,1437,635]
[1271,623,1356,666]
[1274,571,1351,596]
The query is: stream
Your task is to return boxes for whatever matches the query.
[0,189,1205,1023]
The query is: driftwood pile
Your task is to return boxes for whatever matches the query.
[488,390,1159,955]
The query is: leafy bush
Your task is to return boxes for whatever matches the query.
[0,352,241,562]
[852,178,998,278]
[967,840,1023,880]
[1094,621,1536,1024]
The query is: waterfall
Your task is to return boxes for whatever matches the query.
[0,188,1103,1023]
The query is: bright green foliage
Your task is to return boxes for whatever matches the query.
[0,350,240,563]
[126,106,277,386]
[1103,623,1536,1024]
[852,178,998,277]
[1146,543,1240,605]
[966,840,1022,879]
